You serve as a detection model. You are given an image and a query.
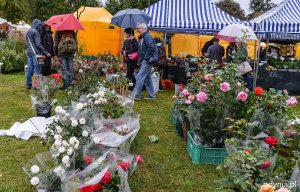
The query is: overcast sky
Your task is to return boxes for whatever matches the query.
[101,0,285,14]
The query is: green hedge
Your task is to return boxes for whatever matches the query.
[0,39,27,73]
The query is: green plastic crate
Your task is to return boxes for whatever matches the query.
[186,131,227,164]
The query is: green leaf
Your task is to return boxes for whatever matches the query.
[148,135,160,143]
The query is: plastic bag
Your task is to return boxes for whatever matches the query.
[151,72,160,93]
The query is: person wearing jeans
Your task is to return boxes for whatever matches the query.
[60,56,74,88]
[26,19,51,89]
[134,23,158,100]
[53,30,77,89]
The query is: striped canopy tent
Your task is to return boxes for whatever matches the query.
[144,0,252,33]
[251,0,300,34]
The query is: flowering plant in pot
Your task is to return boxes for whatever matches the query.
[31,74,62,117]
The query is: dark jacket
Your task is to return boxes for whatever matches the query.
[122,38,139,62]
[138,31,158,64]
[41,28,54,55]
[201,40,213,55]
[26,19,48,56]
[53,30,77,56]
[207,43,225,64]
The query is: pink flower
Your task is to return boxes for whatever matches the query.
[286,97,298,106]
[220,82,231,92]
[135,155,144,164]
[245,88,250,93]
[284,130,297,136]
[236,82,242,87]
[196,92,207,103]
[277,187,291,192]
[181,89,190,96]
[204,74,213,81]
[185,100,192,105]
[237,91,248,102]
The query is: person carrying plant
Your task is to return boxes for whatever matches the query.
[53,30,77,89]
[26,19,51,89]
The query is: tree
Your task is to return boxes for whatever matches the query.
[248,0,276,19]
[0,0,31,23]
[216,0,246,20]
[28,0,101,21]
[105,0,159,15]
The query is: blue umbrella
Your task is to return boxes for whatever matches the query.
[111,9,152,28]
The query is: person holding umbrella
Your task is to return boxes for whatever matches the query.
[45,14,84,89]
[121,28,139,90]
[134,23,158,101]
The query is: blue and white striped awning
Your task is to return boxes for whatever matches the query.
[251,0,300,33]
[144,0,252,32]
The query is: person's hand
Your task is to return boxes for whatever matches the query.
[46,53,51,57]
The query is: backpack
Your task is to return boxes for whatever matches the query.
[154,45,167,67]
[58,32,76,55]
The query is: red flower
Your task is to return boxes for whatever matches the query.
[51,73,62,84]
[100,171,111,184]
[93,183,103,192]
[261,160,272,169]
[110,70,114,74]
[118,161,131,171]
[264,136,278,147]
[135,155,144,164]
[254,87,264,96]
[84,156,94,165]
[80,185,94,192]
[245,149,251,153]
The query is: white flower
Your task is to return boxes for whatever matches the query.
[88,99,92,103]
[65,163,71,168]
[67,148,73,155]
[71,120,78,127]
[102,98,107,103]
[129,82,134,87]
[55,106,63,113]
[79,118,86,125]
[95,100,101,105]
[54,140,62,147]
[62,140,69,147]
[98,91,105,97]
[69,137,78,145]
[62,155,70,164]
[30,165,40,174]
[58,146,65,154]
[74,142,79,149]
[54,134,62,141]
[93,137,101,144]
[76,103,84,111]
[87,94,92,98]
[51,143,59,151]
[30,177,39,186]
[83,103,88,107]
[55,126,62,134]
[53,166,65,176]
[64,113,70,118]
[93,93,99,98]
[79,69,83,73]
[82,130,89,137]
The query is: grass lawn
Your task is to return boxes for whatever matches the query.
[1,73,299,192]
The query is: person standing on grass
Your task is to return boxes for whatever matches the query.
[26,19,51,89]
[134,23,158,101]
[121,28,139,90]
[40,24,54,76]
[53,30,77,89]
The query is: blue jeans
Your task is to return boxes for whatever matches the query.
[60,56,74,88]
[134,60,156,98]
[26,54,40,87]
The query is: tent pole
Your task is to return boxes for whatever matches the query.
[197,33,200,57]
[164,31,167,46]
[254,36,261,88]
[265,32,270,59]
[253,39,257,88]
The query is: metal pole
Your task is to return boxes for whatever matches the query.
[253,39,257,88]
[254,37,262,88]
[164,31,167,46]
[265,32,270,59]
[197,33,200,57]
